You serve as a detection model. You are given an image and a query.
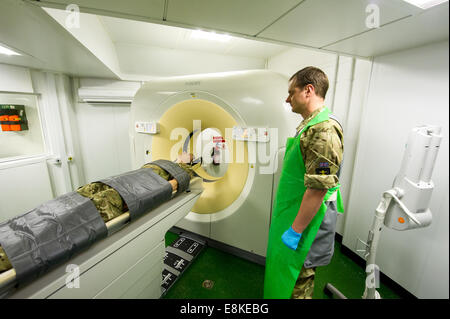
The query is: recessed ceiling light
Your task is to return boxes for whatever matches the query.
[402,0,448,9]
[0,44,21,56]
[190,30,232,42]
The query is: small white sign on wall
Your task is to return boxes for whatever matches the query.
[135,121,159,134]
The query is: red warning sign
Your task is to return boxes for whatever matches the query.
[213,136,225,143]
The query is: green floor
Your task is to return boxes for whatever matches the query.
[163,231,402,299]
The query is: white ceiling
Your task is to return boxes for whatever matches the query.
[0,0,291,79]
[28,0,448,58]
[257,0,422,48]
[1,0,448,79]
[0,0,117,79]
[164,0,302,36]
[99,16,288,59]
[324,3,450,56]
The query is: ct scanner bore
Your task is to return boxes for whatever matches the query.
[150,98,249,215]
[193,127,229,179]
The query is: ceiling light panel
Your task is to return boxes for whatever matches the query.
[402,0,448,9]
[190,30,232,42]
[0,44,21,56]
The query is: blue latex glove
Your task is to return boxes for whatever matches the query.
[282,227,302,250]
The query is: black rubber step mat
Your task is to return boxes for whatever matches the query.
[161,234,205,296]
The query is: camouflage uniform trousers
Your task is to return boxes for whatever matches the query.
[0,163,199,274]
[291,266,317,299]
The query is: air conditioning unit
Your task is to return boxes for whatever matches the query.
[77,78,141,104]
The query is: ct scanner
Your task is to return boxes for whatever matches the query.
[130,70,297,261]
[0,70,298,298]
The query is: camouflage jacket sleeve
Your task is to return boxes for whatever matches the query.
[141,163,171,180]
[300,119,344,189]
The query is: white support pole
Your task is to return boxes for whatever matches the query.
[362,192,393,299]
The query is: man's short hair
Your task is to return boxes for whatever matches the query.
[290,66,329,99]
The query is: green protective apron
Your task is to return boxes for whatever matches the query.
[263,106,344,299]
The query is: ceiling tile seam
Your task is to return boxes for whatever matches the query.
[319,14,413,49]
[255,36,371,60]
[254,0,307,37]
[163,0,169,21]
[26,0,166,23]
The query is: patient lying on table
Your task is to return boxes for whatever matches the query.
[0,153,200,274]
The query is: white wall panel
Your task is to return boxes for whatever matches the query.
[0,66,61,224]
[0,161,53,223]
[343,41,449,298]
[330,56,354,235]
[0,64,33,93]
[74,102,132,183]
[415,191,449,298]
[332,56,354,117]
[31,71,75,196]
[337,59,372,234]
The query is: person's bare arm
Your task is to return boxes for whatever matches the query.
[291,188,327,233]
[169,179,178,192]
[176,152,193,164]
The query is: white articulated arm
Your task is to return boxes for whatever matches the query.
[363,125,442,299]
[385,126,442,231]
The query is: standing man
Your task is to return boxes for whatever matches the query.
[264,66,344,299]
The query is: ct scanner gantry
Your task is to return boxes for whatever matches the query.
[130,70,297,260]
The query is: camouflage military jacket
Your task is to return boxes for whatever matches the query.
[295,106,344,189]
